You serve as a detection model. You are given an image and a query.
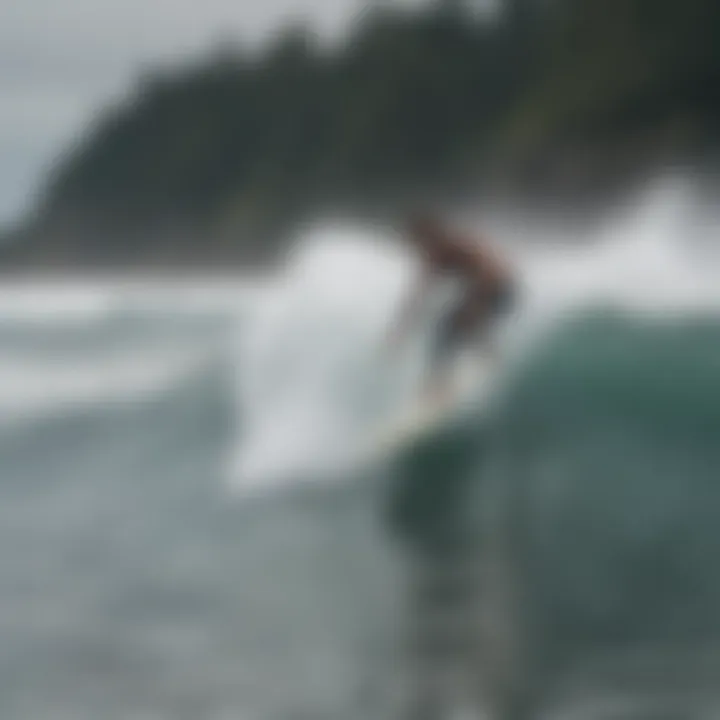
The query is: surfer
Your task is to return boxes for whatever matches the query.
[387,212,516,403]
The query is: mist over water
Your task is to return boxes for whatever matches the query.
[0,175,717,718]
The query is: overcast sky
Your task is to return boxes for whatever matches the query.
[0,0,436,226]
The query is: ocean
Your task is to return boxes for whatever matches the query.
[0,175,719,719]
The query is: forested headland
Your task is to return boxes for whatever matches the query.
[4,0,719,269]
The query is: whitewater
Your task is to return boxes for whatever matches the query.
[229,174,720,490]
[0,174,717,719]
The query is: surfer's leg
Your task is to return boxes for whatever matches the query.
[463,281,518,364]
[425,318,461,408]
[427,294,490,404]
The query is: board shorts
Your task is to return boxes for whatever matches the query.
[431,279,518,365]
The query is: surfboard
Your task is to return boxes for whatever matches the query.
[368,350,496,457]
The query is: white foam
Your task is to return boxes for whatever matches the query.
[0,348,217,426]
[228,226,421,491]
[0,277,263,326]
[0,278,257,425]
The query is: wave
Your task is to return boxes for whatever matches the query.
[228,174,720,495]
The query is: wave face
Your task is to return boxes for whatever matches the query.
[497,311,720,633]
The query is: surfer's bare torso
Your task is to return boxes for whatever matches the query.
[391,213,515,357]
